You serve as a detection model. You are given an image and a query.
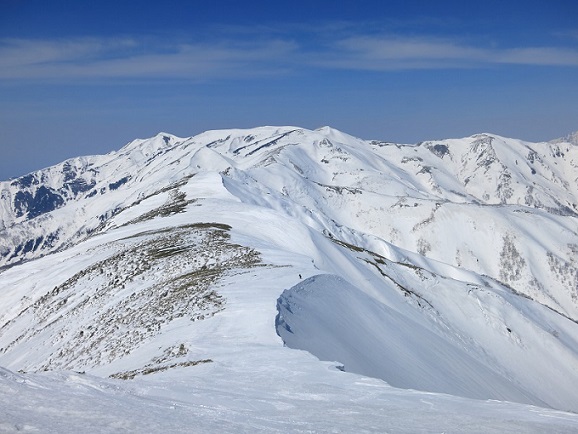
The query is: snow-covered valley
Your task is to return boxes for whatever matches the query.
[1,126,578,432]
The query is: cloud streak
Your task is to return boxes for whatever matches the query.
[317,35,578,70]
[0,37,298,81]
[1,32,578,82]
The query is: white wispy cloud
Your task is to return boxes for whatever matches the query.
[316,35,578,70]
[1,32,577,82]
[0,37,297,81]
[495,46,578,66]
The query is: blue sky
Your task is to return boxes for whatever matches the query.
[1,0,577,180]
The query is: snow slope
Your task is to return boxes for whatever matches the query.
[3,360,578,433]
[1,126,578,431]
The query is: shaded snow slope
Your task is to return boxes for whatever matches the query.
[1,126,578,430]
[277,273,578,411]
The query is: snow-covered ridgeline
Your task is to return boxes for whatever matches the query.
[2,126,576,318]
[1,126,578,430]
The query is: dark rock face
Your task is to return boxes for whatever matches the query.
[109,176,130,191]
[10,164,97,220]
[427,144,450,159]
[14,186,64,219]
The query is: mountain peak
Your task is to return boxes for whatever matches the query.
[118,132,182,156]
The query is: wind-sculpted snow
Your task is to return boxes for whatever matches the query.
[1,126,578,429]
[277,275,537,402]
[276,241,578,412]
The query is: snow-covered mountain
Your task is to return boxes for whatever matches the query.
[1,126,578,432]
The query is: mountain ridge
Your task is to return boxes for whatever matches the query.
[1,125,578,427]
[2,126,576,311]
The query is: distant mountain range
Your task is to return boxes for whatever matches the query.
[1,126,578,431]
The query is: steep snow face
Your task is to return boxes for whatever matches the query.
[1,126,578,421]
[277,270,578,412]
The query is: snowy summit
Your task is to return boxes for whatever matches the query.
[1,126,578,432]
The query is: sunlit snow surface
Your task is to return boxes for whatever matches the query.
[2,360,578,433]
[1,126,578,431]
